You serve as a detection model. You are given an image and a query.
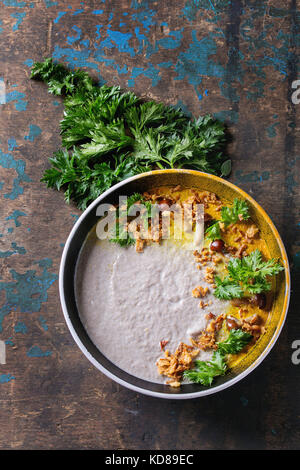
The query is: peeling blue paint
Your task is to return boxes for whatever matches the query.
[234,170,270,184]
[158,61,173,69]
[246,80,265,102]
[67,25,82,45]
[157,29,183,50]
[129,64,161,87]
[103,27,135,57]
[5,210,27,227]
[1,1,27,7]
[39,315,48,331]
[53,45,100,72]
[11,11,26,31]
[7,138,18,151]
[266,122,279,138]
[0,374,15,383]
[72,9,84,16]
[0,146,31,199]
[182,0,228,25]
[131,2,156,32]
[0,242,26,258]
[27,346,52,357]
[80,39,90,48]
[213,109,239,124]
[24,59,34,67]
[3,89,27,111]
[14,321,28,334]
[95,25,103,41]
[53,11,67,24]
[286,174,298,195]
[134,26,147,53]
[24,124,42,142]
[0,258,58,331]
[71,213,79,223]
[42,2,295,107]
[175,31,224,97]
[43,0,57,7]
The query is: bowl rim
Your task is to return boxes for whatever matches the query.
[59,169,291,399]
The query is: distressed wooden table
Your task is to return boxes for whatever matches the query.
[0,0,299,450]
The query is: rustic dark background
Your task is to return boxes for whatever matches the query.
[0,0,299,450]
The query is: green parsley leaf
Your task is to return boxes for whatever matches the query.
[221,198,250,226]
[214,275,244,300]
[183,350,227,386]
[205,221,222,241]
[220,159,232,177]
[217,329,253,355]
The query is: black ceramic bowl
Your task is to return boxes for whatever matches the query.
[59,170,290,399]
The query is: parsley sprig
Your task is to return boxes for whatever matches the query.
[183,329,252,386]
[217,328,253,355]
[183,350,227,386]
[205,198,250,241]
[214,249,284,300]
[32,58,231,210]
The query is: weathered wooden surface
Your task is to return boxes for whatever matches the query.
[0,0,299,450]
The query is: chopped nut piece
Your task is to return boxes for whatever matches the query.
[192,286,209,298]
[236,243,248,258]
[238,307,249,317]
[247,314,261,325]
[246,225,259,239]
[241,315,262,338]
[194,332,217,350]
[205,312,215,320]
[135,238,145,252]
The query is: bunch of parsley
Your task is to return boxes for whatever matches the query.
[214,249,284,300]
[184,329,252,386]
[31,58,231,210]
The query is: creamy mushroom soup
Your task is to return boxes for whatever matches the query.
[75,187,283,387]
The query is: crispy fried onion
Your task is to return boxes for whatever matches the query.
[156,313,225,387]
